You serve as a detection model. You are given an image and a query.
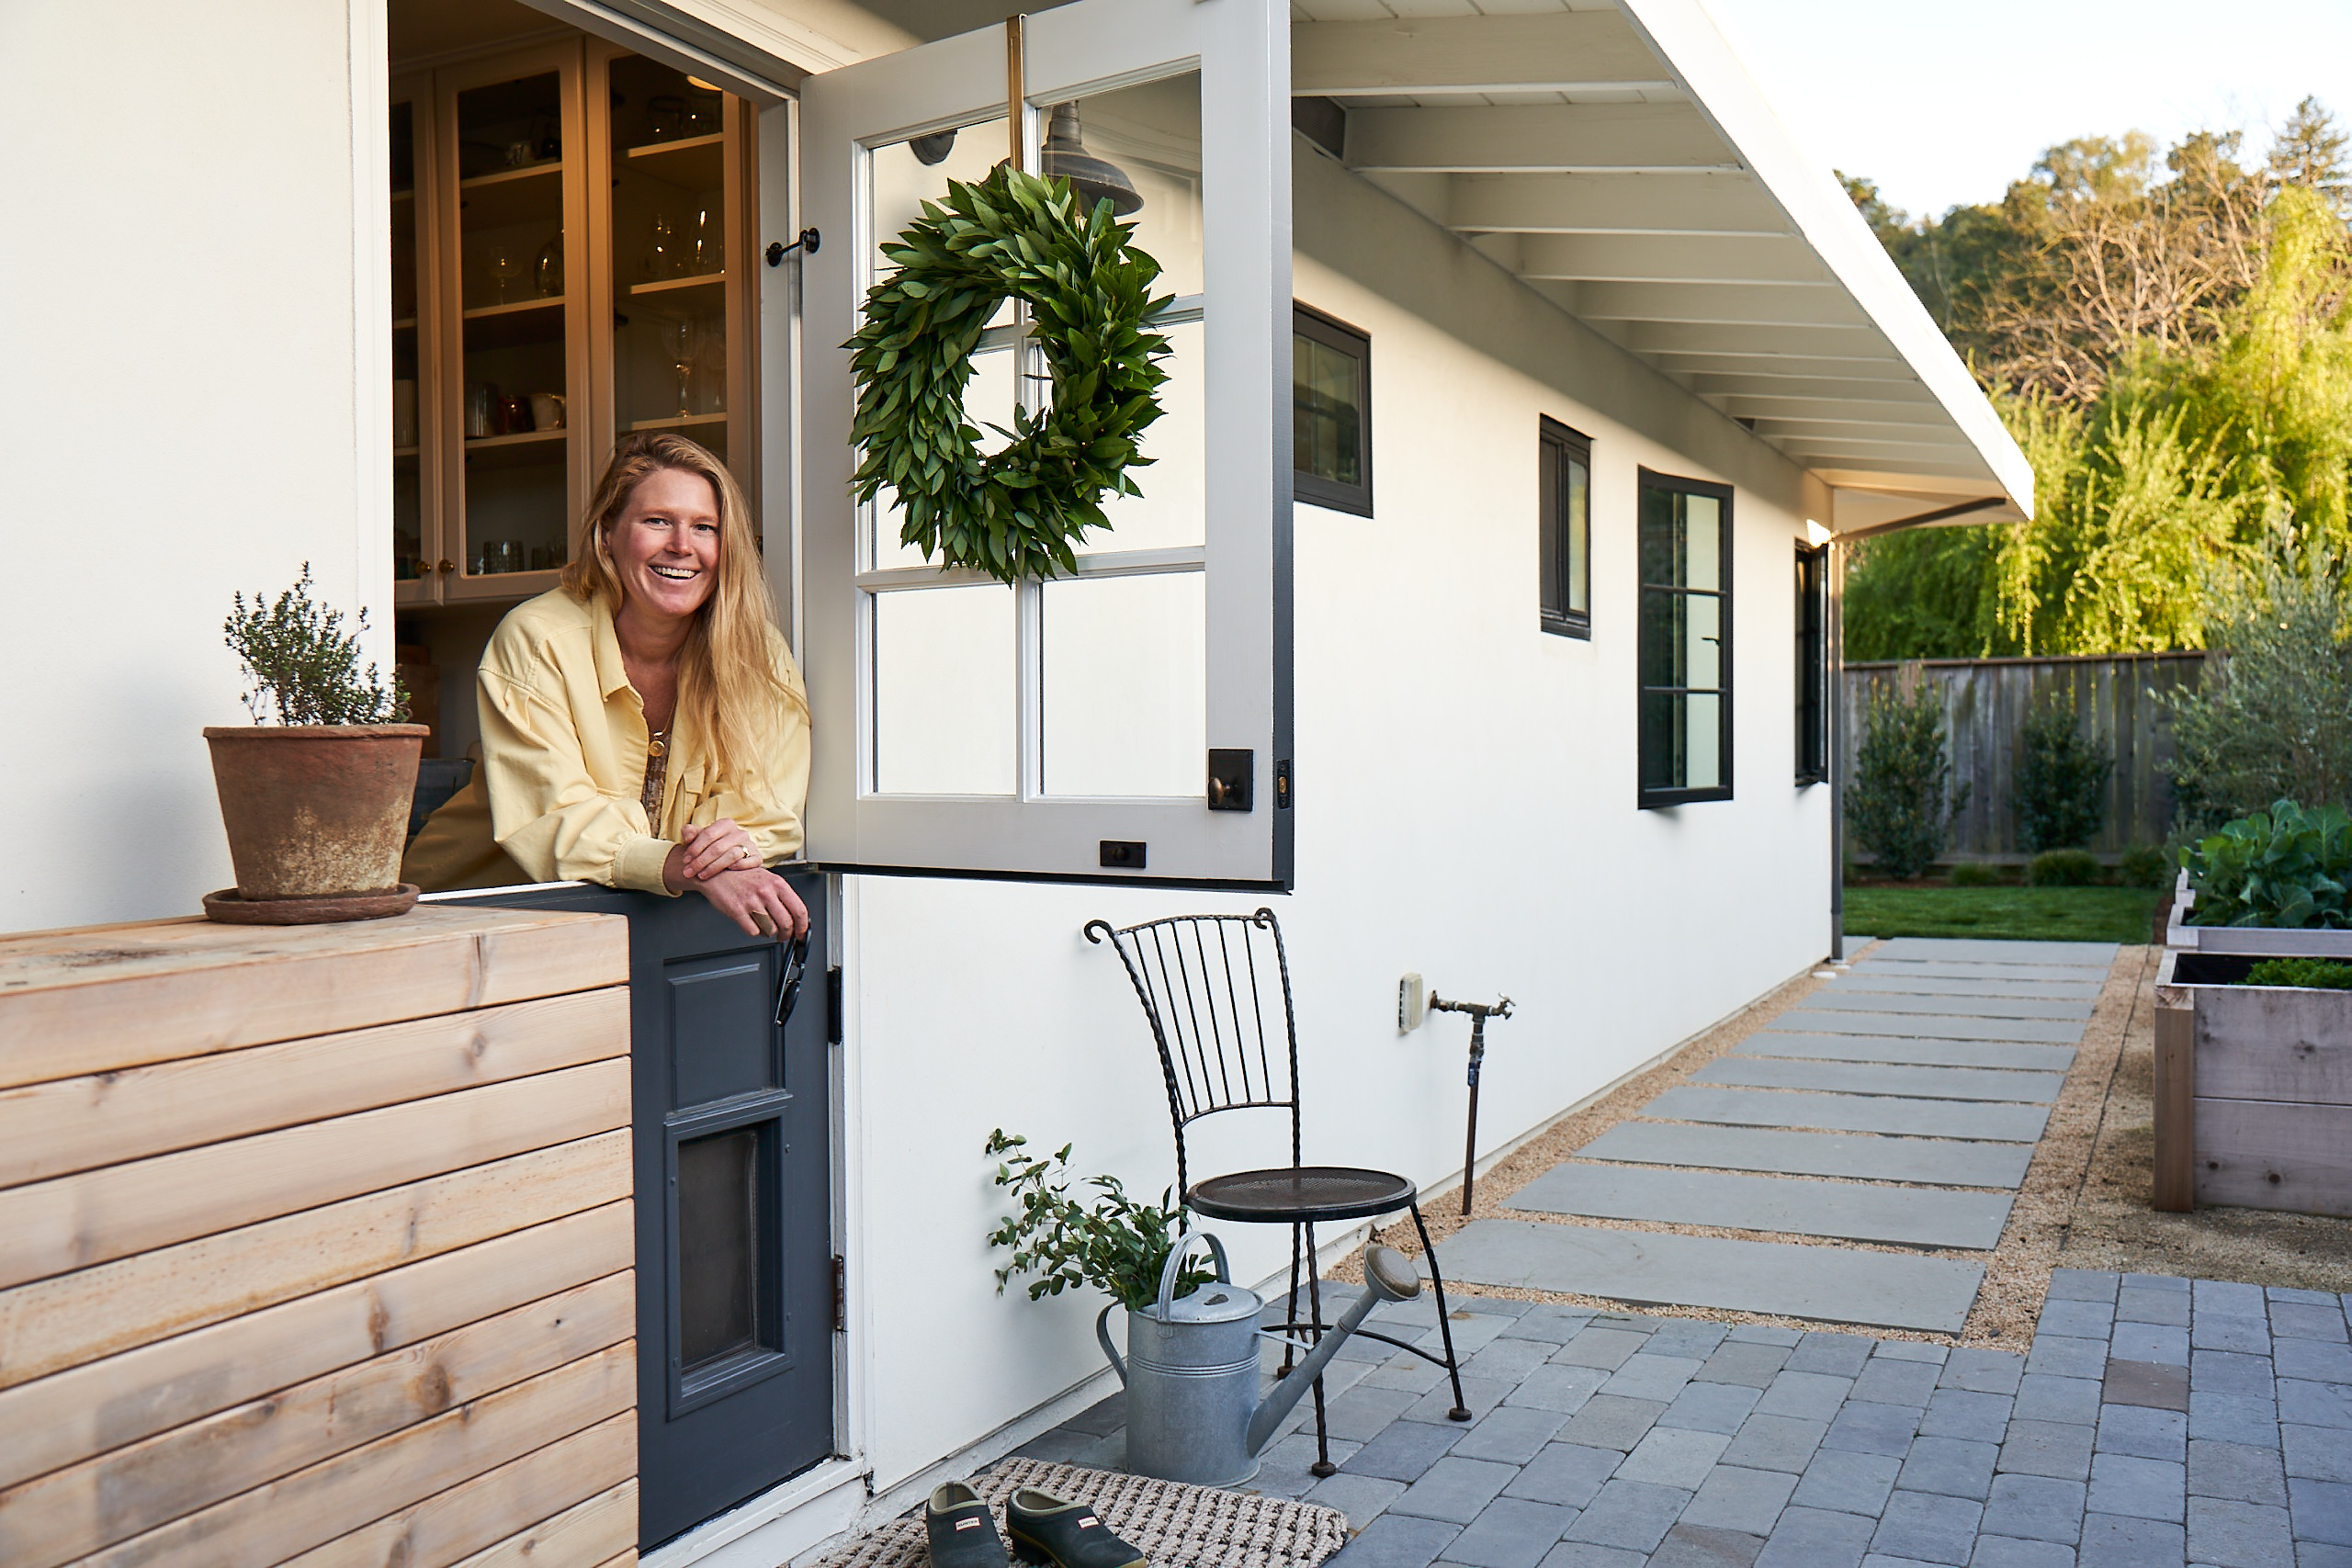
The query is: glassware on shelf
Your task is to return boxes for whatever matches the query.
[684,86,722,137]
[481,539,524,575]
[535,235,563,298]
[690,206,720,276]
[640,214,678,282]
[647,95,684,143]
[667,319,694,419]
[467,383,498,439]
[488,243,526,304]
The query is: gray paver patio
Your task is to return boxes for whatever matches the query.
[1869,938,2119,965]
[1435,1220,1985,1334]
[1792,991,2095,1021]
[1736,1034,2078,1073]
[1830,973,2103,999]
[1574,1124,2032,1190]
[1840,960,2111,983]
[1642,1088,2051,1143]
[1689,1059,2065,1105]
[1763,1010,2086,1044]
[1506,1165,2013,1250]
[1014,1270,2351,1568]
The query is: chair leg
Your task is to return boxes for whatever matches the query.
[1305,1220,1338,1476]
[1409,1201,1473,1422]
[1279,1220,1303,1380]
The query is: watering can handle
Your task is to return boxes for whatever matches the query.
[1155,1228,1230,1317]
[1095,1303,1126,1386]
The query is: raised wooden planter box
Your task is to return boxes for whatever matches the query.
[2153,947,2352,1217]
[2165,874,2352,957]
[0,906,636,1567]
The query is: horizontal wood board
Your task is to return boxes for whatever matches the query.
[0,911,636,1568]
[2192,987,2352,1104]
[2195,1097,2352,1216]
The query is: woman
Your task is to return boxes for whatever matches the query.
[403,433,809,939]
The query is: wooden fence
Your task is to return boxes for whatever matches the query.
[1843,652,2208,860]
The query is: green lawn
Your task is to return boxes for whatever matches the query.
[1843,885,2166,943]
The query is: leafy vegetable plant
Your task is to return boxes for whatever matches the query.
[2182,800,2352,929]
[984,1130,1216,1313]
[2241,957,2352,989]
[223,564,407,726]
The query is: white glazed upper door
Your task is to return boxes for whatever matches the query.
[798,0,1292,887]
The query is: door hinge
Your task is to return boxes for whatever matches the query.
[826,966,843,1043]
[831,1255,848,1333]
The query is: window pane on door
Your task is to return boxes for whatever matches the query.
[1089,318,1204,552]
[678,1126,761,1370]
[1041,571,1205,796]
[1046,72,1203,298]
[872,345,1018,570]
[873,583,1018,794]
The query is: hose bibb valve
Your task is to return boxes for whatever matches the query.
[1428,991,1514,1215]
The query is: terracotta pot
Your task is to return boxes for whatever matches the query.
[203,725,432,902]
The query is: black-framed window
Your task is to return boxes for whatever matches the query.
[1795,544,1828,784]
[1638,469,1734,806]
[1293,303,1372,516]
[1539,417,1591,638]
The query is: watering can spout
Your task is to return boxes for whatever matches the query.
[1244,1246,1422,1455]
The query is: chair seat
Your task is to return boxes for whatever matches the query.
[1186,1166,1418,1224]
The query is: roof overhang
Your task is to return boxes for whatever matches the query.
[1291,0,2033,528]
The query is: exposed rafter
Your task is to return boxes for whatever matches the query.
[1565,281,1867,329]
[1442,172,1786,235]
[1294,12,1674,97]
[1344,103,1735,174]
[1492,232,1824,285]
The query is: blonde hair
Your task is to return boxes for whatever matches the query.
[562,433,801,783]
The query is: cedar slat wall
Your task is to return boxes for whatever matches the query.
[0,907,639,1568]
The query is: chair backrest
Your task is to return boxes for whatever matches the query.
[1084,908,1301,1195]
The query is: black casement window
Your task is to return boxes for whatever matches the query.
[1637,470,1735,807]
[1539,417,1592,638]
[1795,545,1828,784]
[1293,303,1372,516]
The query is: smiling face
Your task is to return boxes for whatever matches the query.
[606,466,722,626]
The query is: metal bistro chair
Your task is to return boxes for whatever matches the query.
[1085,908,1471,1477]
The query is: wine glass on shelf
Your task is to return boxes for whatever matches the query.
[487,243,525,305]
[667,318,695,419]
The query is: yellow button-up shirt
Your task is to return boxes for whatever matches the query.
[402,588,809,894]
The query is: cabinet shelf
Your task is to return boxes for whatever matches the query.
[625,133,723,190]
[462,427,569,471]
[628,272,724,299]
[628,412,727,433]
[459,160,562,191]
[462,295,566,350]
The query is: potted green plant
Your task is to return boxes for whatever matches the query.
[984,1129,1214,1312]
[204,565,428,924]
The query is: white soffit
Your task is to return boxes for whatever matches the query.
[1290,0,2034,525]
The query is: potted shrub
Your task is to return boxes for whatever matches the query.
[984,1129,1215,1314]
[204,565,428,924]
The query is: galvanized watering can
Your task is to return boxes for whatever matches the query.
[1095,1233,1425,1487]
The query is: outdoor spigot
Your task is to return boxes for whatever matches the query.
[1428,992,1515,1215]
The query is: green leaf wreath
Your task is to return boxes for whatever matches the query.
[846,164,1172,583]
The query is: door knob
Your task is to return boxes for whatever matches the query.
[436,559,456,574]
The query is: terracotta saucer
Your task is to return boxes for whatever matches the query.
[202,884,422,926]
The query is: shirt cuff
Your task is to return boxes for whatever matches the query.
[616,835,678,896]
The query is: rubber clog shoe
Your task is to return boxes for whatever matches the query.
[1003,1488,1146,1568]
[926,1482,1010,1568]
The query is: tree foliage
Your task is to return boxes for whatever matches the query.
[1842,102,2352,661]
[1849,689,1968,880]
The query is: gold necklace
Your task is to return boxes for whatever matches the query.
[647,728,669,759]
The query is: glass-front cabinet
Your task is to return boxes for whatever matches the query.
[388,39,755,618]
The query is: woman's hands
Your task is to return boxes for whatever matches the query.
[663,818,809,939]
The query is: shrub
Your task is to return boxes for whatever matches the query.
[1951,862,2003,886]
[2119,845,2173,888]
[2027,849,2102,886]
[223,563,407,726]
[2014,696,2111,852]
[2242,956,2352,989]
[1849,688,1970,880]
[982,1130,1215,1311]
[2165,562,2352,838]
[2183,799,2352,928]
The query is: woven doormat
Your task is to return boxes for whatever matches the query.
[808,1459,1351,1568]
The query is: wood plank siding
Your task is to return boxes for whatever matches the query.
[0,907,638,1567]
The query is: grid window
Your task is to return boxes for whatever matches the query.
[1795,545,1828,784]
[1638,470,1734,806]
[1540,417,1592,638]
[1293,303,1372,516]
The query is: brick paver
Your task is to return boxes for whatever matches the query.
[1008,1270,2352,1566]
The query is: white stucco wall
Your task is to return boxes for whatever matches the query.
[0,1,387,932]
[837,147,1837,1496]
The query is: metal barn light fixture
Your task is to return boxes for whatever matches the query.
[1038,103,1142,215]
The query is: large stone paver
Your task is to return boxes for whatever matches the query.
[1507,1164,2013,1250]
[1436,1219,1985,1334]
[1739,1034,2079,1073]
[1691,1058,2066,1106]
[1796,990,2096,1022]
[1832,972,2104,1000]
[1575,1123,2033,1190]
[1869,938,2119,966]
[1846,960,2111,983]
[1644,1088,2051,1143]
[1767,1009,2086,1044]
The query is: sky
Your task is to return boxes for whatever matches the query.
[1700,0,2352,219]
